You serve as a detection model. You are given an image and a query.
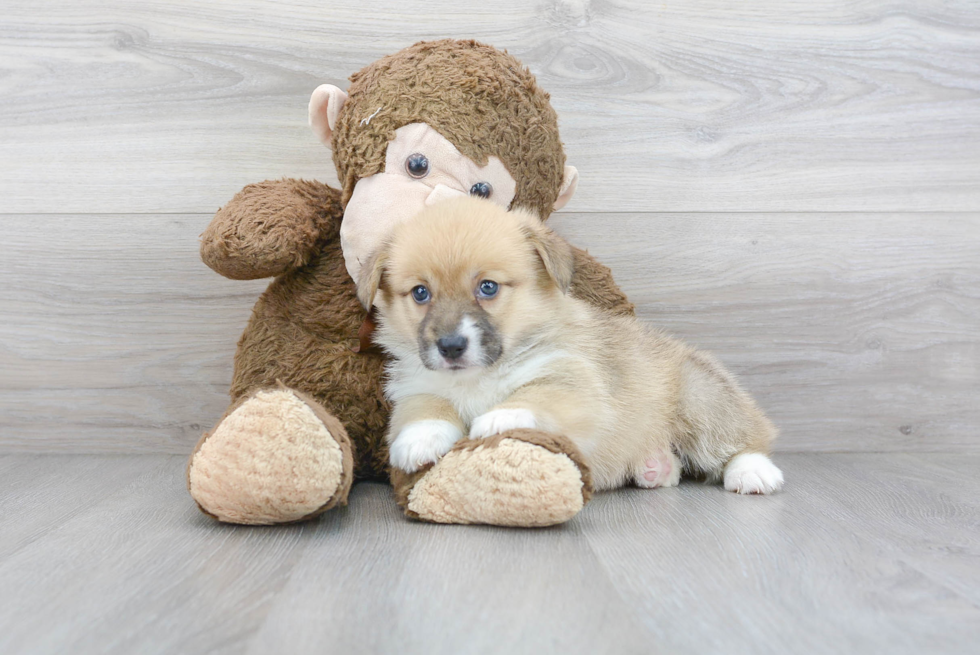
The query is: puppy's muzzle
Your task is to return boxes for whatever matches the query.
[419,309,500,371]
[436,334,468,361]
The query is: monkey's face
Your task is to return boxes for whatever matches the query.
[339,123,517,285]
[309,74,580,291]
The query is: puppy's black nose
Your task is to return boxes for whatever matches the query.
[436,335,468,360]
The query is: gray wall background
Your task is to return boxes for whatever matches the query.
[2,0,977,454]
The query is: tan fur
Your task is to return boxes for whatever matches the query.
[369,197,780,492]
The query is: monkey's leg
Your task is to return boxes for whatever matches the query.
[187,385,354,524]
[390,429,592,527]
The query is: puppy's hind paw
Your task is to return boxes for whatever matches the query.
[634,450,681,489]
[724,453,784,495]
[469,408,537,439]
[390,420,463,473]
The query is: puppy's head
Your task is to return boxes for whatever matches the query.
[358,196,573,372]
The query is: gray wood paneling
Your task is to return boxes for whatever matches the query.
[1,0,979,213]
[0,455,159,560]
[2,212,976,453]
[0,214,264,452]
[0,453,978,655]
[245,481,651,655]
[551,211,980,452]
[580,452,980,654]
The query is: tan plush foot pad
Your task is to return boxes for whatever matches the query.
[187,387,352,525]
[404,430,591,527]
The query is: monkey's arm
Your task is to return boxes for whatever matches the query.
[200,179,343,280]
[569,246,635,318]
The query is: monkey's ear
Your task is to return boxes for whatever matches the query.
[553,165,579,211]
[522,220,574,294]
[356,245,388,309]
[309,84,349,149]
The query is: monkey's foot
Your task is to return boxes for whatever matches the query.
[392,429,592,527]
[187,386,354,524]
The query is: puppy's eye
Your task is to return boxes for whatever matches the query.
[469,182,492,199]
[411,285,431,304]
[477,280,499,298]
[406,153,429,178]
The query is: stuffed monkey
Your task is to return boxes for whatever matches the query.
[187,39,634,526]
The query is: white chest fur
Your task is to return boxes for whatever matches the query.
[385,347,568,426]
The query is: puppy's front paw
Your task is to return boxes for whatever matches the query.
[724,453,784,495]
[469,408,537,439]
[390,420,463,473]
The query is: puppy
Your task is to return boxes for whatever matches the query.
[358,196,783,494]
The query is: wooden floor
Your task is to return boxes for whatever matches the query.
[1,453,977,655]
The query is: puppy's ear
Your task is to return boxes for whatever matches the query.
[522,221,574,294]
[356,244,388,309]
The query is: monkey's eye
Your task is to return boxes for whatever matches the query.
[477,280,499,298]
[470,182,492,199]
[411,285,431,304]
[406,153,429,178]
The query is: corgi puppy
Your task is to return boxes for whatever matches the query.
[358,196,783,494]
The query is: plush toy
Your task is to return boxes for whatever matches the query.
[187,39,634,527]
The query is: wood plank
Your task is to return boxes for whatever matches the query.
[0,214,265,452]
[552,211,980,452]
[885,452,980,506]
[0,458,649,655]
[580,453,980,655]
[246,485,651,655]
[2,212,976,453]
[1,1,979,213]
[785,453,980,608]
[1,454,978,654]
[0,454,162,559]
[0,455,316,655]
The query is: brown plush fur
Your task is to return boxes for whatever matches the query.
[291,387,356,515]
[192,39,636,522]
[389,428,594,518]
[220,183,390,479]
[187,384,355,523]
[201,179,342,280]
[400,434,591,526]
[453,429,594,504]
[332,39,566,219]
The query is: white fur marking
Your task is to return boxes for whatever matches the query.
[469,408,537,439]
[724,453,784,495]
[382,331,572,425]
[456,316,484,366]
[360,106,382,126]
[389,420,462,473]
